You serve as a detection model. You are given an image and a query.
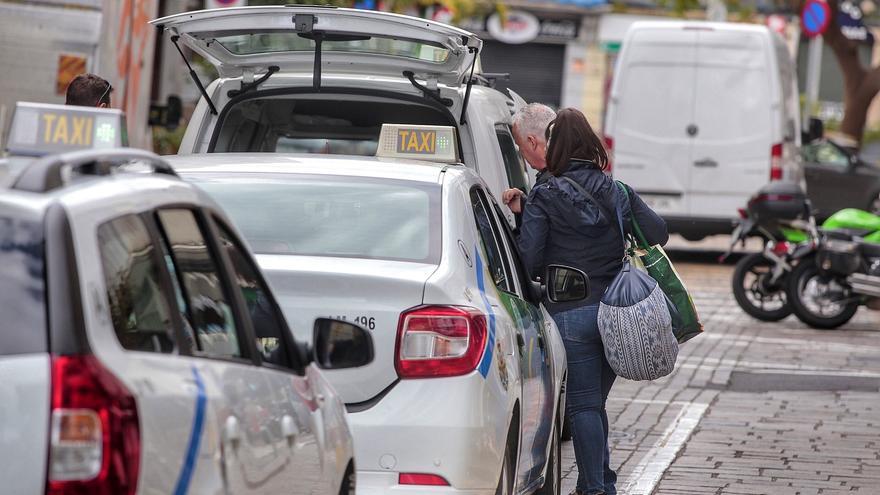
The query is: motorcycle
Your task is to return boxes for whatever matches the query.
[724,182,818,321]
[785,208,880,329]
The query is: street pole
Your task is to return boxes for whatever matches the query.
[804,35,824,132]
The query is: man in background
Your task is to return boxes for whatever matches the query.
[65,73,112,108]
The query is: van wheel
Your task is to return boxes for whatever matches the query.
[495,434,516,495]
[535,417,561,495]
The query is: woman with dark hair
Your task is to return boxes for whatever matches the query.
[507,108,668,495]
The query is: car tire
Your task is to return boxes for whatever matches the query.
[868,191,880,216]
[535,416,561,495]
[732,253,792,322]
[339,463,355,495]
[495,429,516,495]
[786,257,859,329]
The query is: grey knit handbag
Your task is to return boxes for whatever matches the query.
[561,177,678,381]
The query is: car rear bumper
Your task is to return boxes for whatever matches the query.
[348,372,510,492]
[665,215,736,239]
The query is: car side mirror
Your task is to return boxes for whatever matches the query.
[312,318,374,370]
[543,264,590,303]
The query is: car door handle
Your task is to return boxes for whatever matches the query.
[223,416,241,449]
[694,158,718,168]
[281,415,298,447]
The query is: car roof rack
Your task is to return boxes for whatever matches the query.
[11,148,178,193]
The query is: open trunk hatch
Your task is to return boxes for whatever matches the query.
[151,6,481,85]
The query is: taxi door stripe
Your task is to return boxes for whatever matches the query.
[475,246,496,378]
[173,366,207,495]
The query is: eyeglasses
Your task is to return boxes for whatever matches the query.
[96,82,112,107]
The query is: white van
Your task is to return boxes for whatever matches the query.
[604,21,802,240]
[151,6,530,226]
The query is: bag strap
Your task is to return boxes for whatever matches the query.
[614,181,651,249]
[560,176,627,251]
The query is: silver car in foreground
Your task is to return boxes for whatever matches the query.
[170,152,578,495]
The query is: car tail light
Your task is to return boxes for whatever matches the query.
[770,143,783,180]
[603,135,614,174]
[47,355,140,495]
[399,473,450,486]
[395,306,487,379]
[737,208,748,219]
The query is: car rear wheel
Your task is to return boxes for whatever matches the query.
[535,416,561,495]
[495,431,516,495]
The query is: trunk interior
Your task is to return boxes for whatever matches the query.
[210,92,456,155]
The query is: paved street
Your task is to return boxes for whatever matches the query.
[561,247,880,495]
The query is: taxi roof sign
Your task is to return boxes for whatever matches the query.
[6,102,127,157]
[376,124,458,163]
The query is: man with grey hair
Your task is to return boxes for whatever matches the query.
[502,102,556,215]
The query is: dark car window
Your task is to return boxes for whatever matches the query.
[470,187,514,293]
[98,214,175,353]
[0,213,46,355]
[215,219,296,370]
[803,141,850,168]
[495,124,529,193]
[156,209,242,359]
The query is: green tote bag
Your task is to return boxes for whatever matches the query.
[617,182,704,343]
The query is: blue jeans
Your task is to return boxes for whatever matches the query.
[553,304,617,495]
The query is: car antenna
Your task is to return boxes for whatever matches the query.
[459,46,479,125]
[167,34,218,115]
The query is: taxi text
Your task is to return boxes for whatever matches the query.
[397,129,436,154]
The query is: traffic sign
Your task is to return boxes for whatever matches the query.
[802,0,831,38]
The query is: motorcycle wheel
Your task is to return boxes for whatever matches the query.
[732,253,792,321]
[786,257,859,330]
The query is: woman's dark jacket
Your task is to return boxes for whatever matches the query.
[518,159,669,313]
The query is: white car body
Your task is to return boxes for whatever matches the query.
[170,153,569,495]
[604,20,803,240]
[150,6,532,227]
[0,150,359,495]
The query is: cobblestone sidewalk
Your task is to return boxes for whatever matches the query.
[561,261,880,495]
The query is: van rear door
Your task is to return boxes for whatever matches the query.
[688,28,775,220]
[608,27,698,217]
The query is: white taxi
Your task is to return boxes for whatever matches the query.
[151,5,532,227]
[0,102,372,495]
[170,125,589,494]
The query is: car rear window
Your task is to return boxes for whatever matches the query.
[0,212,46,355]
[214,33,450,63]
[192,174,441,264]
[209,95,454,154]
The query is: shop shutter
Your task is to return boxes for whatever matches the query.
[479,40,566,108]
